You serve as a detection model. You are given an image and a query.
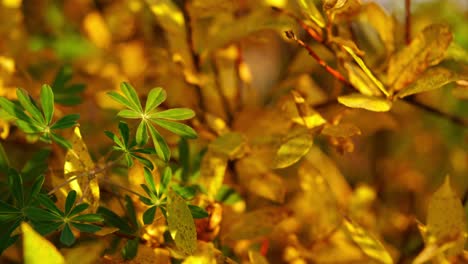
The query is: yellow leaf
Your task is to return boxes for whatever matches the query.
[426,176,467,257]
[222,207,289,241]
[249,250,269,264]
[323,0,360,22]
[198,149,228,199]
[209,132,248,159]
[397,67,459,98]
[358,3,395,54]
[183,241,231,264]
[188,0,235,18]
[342,45,388,96]
[167,189,198,255]
[343,218,393,264]
[62,241,105,264]
[273,132,313,169]
[413,232,460,264]
[338,93,392,112]
[22,223,65,264]
[205,113,230,135]
[297,0,325,28]
[388,24,452,91]
[345,63,378,96]
[64,127,100,211]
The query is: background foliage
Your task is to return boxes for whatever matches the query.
[0,0,468,263]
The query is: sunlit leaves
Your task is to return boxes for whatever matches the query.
[343,218,393,264]
[426,176,466,257]
[297,0,325,28]
[388,24,453,91]
[273,131,312,169]
[22,222,65,264]
[107,82,197,162]
[338,93,392,112]
[198,150,228,199]
[167,189,197,255]
[0,85,79,148]
[64,127,100,211]
[396,67,460,98]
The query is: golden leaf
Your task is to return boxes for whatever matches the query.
[342,45,388,96]
[198,149,228,199]
[397,66,459,98]
[83,12,111,49]
[343,218,393,264]
[358,3,395,54]
[222,207,289,241]
[62,241,105,264]
[337,93,392,112]
[273,132,313,169]
[167,189,198,255]
[426,176,467,257]
[183,241,231,264]
[388,24,452,91]
[22,223,65,264]
[64,127,100,211]
[297,0,325,28]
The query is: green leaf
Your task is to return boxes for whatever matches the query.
[97,207,133,234]
[29,175,45,203]
[143,206,157,225]
[120,82,143,112]
[21,149,50,181]
[107,92,138,112]
[122,238,139,260]
[24,207,62,222]
[136,121,149,146]
[337,93,392,112]
[40,85,54,124]
[188,205,209,219]
[16,120,43,133]
[152,108,195,120]
[32,221,63,236]
[172,184,197,200]
[70,222,101,233]
[0,200,20,221]
[8,169,24,208]
[273,132,313,169]
[22,222,65,264]
[148,125,170,162]
[143,167,157,193]
[118,121,130,144]
[178,138,190,182]
[153,119,198,139]
[37,194,63,216]
[145,87,166,113]
[50,133,72,149]
[51,114,79,129]
[65,190,77,215]
[16,88,45,123]
[167,189,197,255]
[72,213,103,222]
[117,109,141,119]
[160,167,172,195]
[0,97,31,121]
[124,195,138,228]
[0,142,10,173]
[133,155,153,170]
[60,224,76,246]
[215,185,243,205]
[68,203,90,217]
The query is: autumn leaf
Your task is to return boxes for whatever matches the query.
[198,150,228,199]
[167,189,198,255]
[342,218,393,264]
[297,0,325,28]
[209,132,248,159]
[63,127,100,211]
[387,24,452,92]
[273,131,313,169]
[248,250,269,264]
[358,3,395,54]
[396,66,459,98]
[337,93,392,112]
[426,176,466,257]
[22,222,65,264]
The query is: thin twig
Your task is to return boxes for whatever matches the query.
[285,30,353,88]
[405,0,411,45]
[404,97,468,127]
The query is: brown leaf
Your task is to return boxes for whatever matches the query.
[387,24,452,91]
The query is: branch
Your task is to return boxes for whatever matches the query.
[405,0,411,45]
[285,30,353,88]
[404,97,468,127]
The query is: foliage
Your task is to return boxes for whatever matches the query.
[0,0,468,263]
